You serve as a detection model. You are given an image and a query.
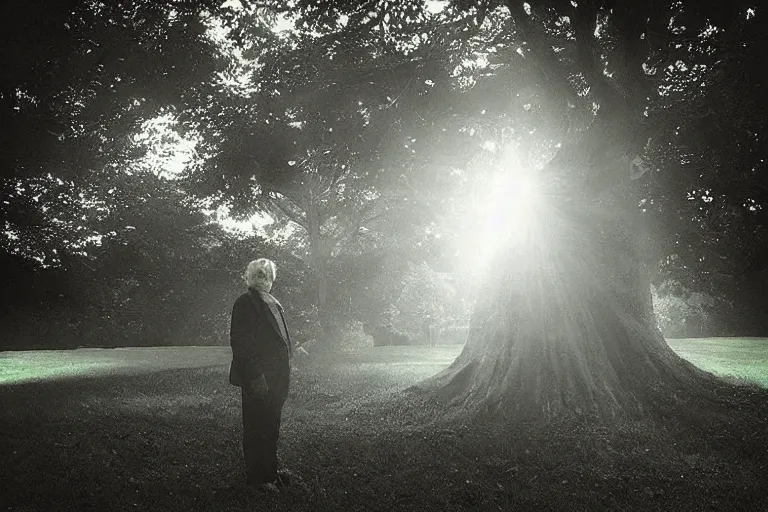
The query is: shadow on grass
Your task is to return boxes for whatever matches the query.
[2,364,768,511]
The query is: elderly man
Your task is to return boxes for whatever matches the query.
[229,258,293,493]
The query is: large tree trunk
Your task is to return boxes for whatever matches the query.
[305,198,333,335]
[414,109,721,421]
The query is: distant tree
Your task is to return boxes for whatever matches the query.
[652,280,716,338]
[177,5,432,333]
[393,262,468,340]
[0,169,314,350]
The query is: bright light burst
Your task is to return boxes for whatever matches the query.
[487,171,541,241]
[465,168,546,274]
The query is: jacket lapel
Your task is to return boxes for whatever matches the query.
[276,306,292,355]
[248,289,289,348]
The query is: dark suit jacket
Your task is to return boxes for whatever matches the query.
[229,288,292,401]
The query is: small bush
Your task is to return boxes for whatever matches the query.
[652,279,715,338]
[362,323,415,347]
[326,321,374,351]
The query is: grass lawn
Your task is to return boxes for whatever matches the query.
[666,338,768,388]
[1,339,767,511]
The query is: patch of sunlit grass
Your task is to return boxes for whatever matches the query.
[0,347,229,385]
[666,337,768,388]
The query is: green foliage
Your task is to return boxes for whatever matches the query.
[174,2,459,332]
[1,0,226,266]
[0,171,315,350]
[645,9,768,291]
[652,280,716,338]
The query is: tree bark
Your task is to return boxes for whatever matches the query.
[305,197,333,335]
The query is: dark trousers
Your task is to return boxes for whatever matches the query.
[241,389,284,485]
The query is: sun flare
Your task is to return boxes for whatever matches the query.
[465,169,545,274]
[487,172,541,237]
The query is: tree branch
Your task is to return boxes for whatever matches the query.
[570,2,621,108]
[264,192,307,230]
[608,1,656,108]
[238,1,292,14]
[503,0,579,107]
[329,202,391,247]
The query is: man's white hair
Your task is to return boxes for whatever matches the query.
[245,258,277,289]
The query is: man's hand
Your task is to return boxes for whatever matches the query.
[249,375,268,400]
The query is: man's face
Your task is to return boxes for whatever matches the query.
[246,269,273,293]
